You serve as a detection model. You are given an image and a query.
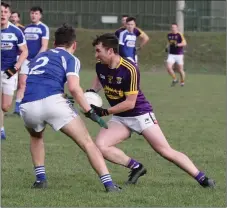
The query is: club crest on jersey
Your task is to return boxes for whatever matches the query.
[116,77,122,84]
[107,75,113,84]
[100,74,105,79]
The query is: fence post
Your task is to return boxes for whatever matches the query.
[176,0,185,33]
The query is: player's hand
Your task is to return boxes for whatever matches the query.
[91,104,109,117]
[86,89,96,93]
[84,108,108,129]
[4,67,18,79]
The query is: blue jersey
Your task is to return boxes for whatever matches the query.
[1,22,26,71]
[22,47,80,104]
[118,30,137,62]
[24,21,49,61]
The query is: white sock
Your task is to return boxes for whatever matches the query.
[16,99,22,103]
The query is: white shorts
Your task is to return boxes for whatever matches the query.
[109,112,158,134]
[20,94,78,132]
[1,71,18,96]
[167,54,184,65]
[19,59,30,75]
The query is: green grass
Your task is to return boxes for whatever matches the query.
[2,71,226,207]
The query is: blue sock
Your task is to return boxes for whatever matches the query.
[14,101,21,112]
[34,166,46,181]
[127,158,140,169]
[195,171,205,183]
[100,174,114,188]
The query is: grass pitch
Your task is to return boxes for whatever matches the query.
[1,71,225,207]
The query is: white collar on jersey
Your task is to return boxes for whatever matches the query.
[55,47,67,51]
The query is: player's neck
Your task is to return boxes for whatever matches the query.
[1,22,9,29]
[108,55,121,69]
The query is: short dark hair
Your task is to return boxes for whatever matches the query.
[171,23,178,26]
[55,23,76,48]
[122,15,129,18]
[11,11,20,18]
[126,17,136,23]
[92,33,119,54]
[30,6,43,14]
[1,2,11,10]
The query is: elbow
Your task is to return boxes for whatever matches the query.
[127,100,136,110]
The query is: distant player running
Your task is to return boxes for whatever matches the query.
[166,23,187,87]
[115,15,149,64]
[14,6,49,114]
[87,33,215,188]
[19,24,121,192]
[1,2,28,139]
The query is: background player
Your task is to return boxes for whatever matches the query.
[1,2,28,139]
[115,15,149,64]
[166,23,187,87]
[87,33,215,188]
[118,17,137,63]
[10,11,24,32]
[14,6,49,114]
[19,24,121,192]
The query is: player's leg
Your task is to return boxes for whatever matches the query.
[26,127,47,189]
[60,117,121,192]
[20,101,48,188]
[166,54,178,86]
[175,55,185,86]
[14,74,27,114]
[95,119,147,184]
[142,115,215,188]
[14,60,29,114]
[1,74,17,139]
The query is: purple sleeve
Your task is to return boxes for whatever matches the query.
[134,27,143,37]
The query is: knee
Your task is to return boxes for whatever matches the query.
[2,103,11,112]
[158,147,176,161]
[95,140,109,154]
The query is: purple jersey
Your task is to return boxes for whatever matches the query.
[167,32,185,55]
[96,57,152,117]
[115,26,143,39]
[16,23,25,33]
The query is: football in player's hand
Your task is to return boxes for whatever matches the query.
[84,92,103,107]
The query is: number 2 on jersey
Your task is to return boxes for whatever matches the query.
[29,57,49,75]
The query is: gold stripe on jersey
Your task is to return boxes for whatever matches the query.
[122,59,138,92]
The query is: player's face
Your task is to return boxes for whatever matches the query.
[171,24,178,33]
[1,6,11,26]
[30,11,42,23]
[95,43,113,64]
[121,17,127,27]
[126,20,136,32]
[10,13,20,24]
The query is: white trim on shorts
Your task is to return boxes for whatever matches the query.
[108,112,158,134]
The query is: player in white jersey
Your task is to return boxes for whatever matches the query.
[19,24,121,192]
[1,2,28,139]
[14,6,49,115]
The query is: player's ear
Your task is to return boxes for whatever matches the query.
[72,41,77,50]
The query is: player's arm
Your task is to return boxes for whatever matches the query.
[137,29,149,50]
[38,26,49,54]
[118,32,128,57]
[177,33,187,47]
[88,76,103,93]
[15,31,28,70]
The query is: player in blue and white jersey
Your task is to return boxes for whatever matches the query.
[117,16,149,64]
[19,24,121,192]
[14,6,49,114]
[1,2,28,139]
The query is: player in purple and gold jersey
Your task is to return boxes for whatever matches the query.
[166,23,187,87]
[115,15,149,63]
[87,33,215,188]
[10,11,24,32]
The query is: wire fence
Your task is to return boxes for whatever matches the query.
[8,0,226,32]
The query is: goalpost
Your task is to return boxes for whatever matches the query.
[176,0,185,34]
